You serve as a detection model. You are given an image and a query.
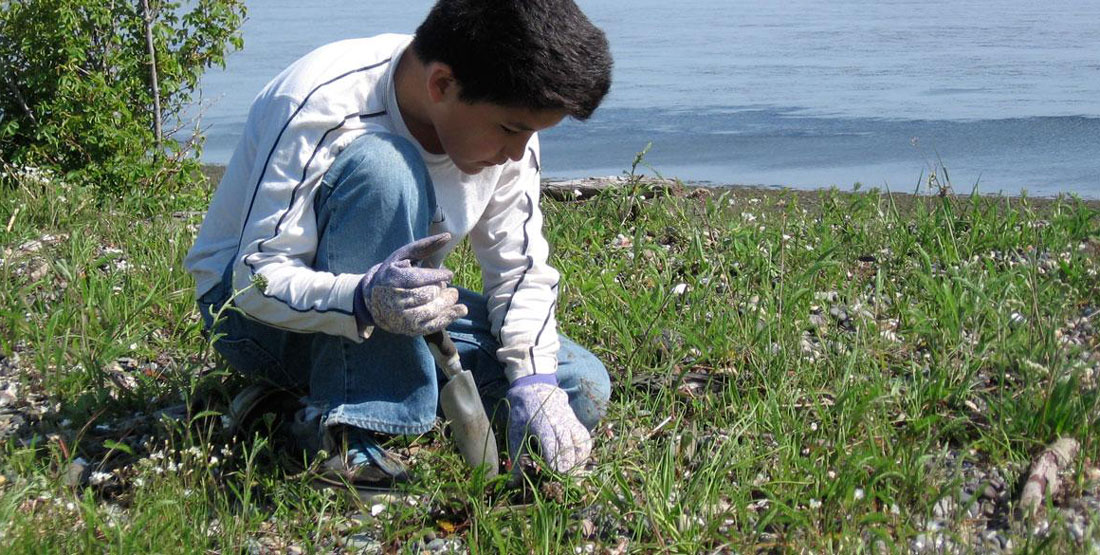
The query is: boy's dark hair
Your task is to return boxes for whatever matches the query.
[412,0,612,120]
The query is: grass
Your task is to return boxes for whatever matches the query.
[0,160,1098,552]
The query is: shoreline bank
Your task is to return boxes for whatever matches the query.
[200,165,1100,213]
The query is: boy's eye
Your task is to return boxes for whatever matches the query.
[500,125,518,135]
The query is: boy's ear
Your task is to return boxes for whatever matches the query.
[425,62,457,104]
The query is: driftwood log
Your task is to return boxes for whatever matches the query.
[541,176,680,201]
[1019,437,1079,516]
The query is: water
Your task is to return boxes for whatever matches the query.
[197,0,1100,198]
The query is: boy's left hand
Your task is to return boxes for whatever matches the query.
[506,375,592,474]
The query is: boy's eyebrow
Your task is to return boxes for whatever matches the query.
[506,121,535,132]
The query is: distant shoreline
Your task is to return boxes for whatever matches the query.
[199,165,1100,210]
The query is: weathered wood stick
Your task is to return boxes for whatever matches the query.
[541,177,678,201]
[1019,437,1079,516]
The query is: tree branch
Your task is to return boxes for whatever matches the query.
[1,67,37,126]
[140,0,163,148]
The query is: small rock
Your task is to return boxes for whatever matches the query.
[580,518,596,538]
[967,502,981,519]
[1069,520,1086,542]
[426,538,447,552]
[27,258,49,281]
[982,502,995,517]
[343,533,381,553]
[932,498,956,519]
[808,314,828,329]
[63,457,90,488]
[911,534,929,553]
[872,539,888,555]
[1086,467,1100,483]
[244,538,264,555]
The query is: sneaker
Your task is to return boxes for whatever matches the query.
[316,426,411,488]
[287,408,411,489]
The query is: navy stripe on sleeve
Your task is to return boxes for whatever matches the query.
[236,58,391,259]
[496,190,536,345]
[528,281,560,374]
[252,109,386,258]
[245,110,386,315]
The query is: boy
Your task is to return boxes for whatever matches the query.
[185,0,613,486]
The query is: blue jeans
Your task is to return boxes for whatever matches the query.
[198,132,610,435]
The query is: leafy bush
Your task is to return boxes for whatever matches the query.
[0,0,245,195]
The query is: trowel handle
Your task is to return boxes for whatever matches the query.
[425,330,463,379]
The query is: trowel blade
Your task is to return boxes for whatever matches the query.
[440,369,499,477]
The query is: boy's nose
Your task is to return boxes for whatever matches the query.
[504,136,529,162]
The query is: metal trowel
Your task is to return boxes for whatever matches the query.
[425,330,499,477]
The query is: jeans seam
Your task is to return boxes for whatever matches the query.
[325,411,434,435]
[448,334,498,360]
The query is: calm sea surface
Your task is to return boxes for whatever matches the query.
[197,0,1100,198]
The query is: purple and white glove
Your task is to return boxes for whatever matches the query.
[354,233,467,336]
[507,374,592,474]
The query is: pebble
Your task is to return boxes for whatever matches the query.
[63,457,90,488]
[808,314,828,329]
[932,498,955,519]
[911,534,929,553]
[1070,521,1086,542]
[342,533,382,553]
[27,258,49,281]
[967,502,981,519]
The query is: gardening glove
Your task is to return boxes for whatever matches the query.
[354,232,467,336]
[506,374,592,474]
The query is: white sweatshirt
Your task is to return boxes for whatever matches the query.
[184,34,561,381]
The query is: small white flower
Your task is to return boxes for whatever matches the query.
[853,488,865,501]
[671,283,688,296]
[809,499,822,509]
[610,233,633,249]
[741,212,757,222]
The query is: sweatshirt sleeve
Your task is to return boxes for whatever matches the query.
[468,137,562,382]
[228,89,369,341]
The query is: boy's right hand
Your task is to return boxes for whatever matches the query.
[355,233,467,336]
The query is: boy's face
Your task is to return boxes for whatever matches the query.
[427,70,566,174]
